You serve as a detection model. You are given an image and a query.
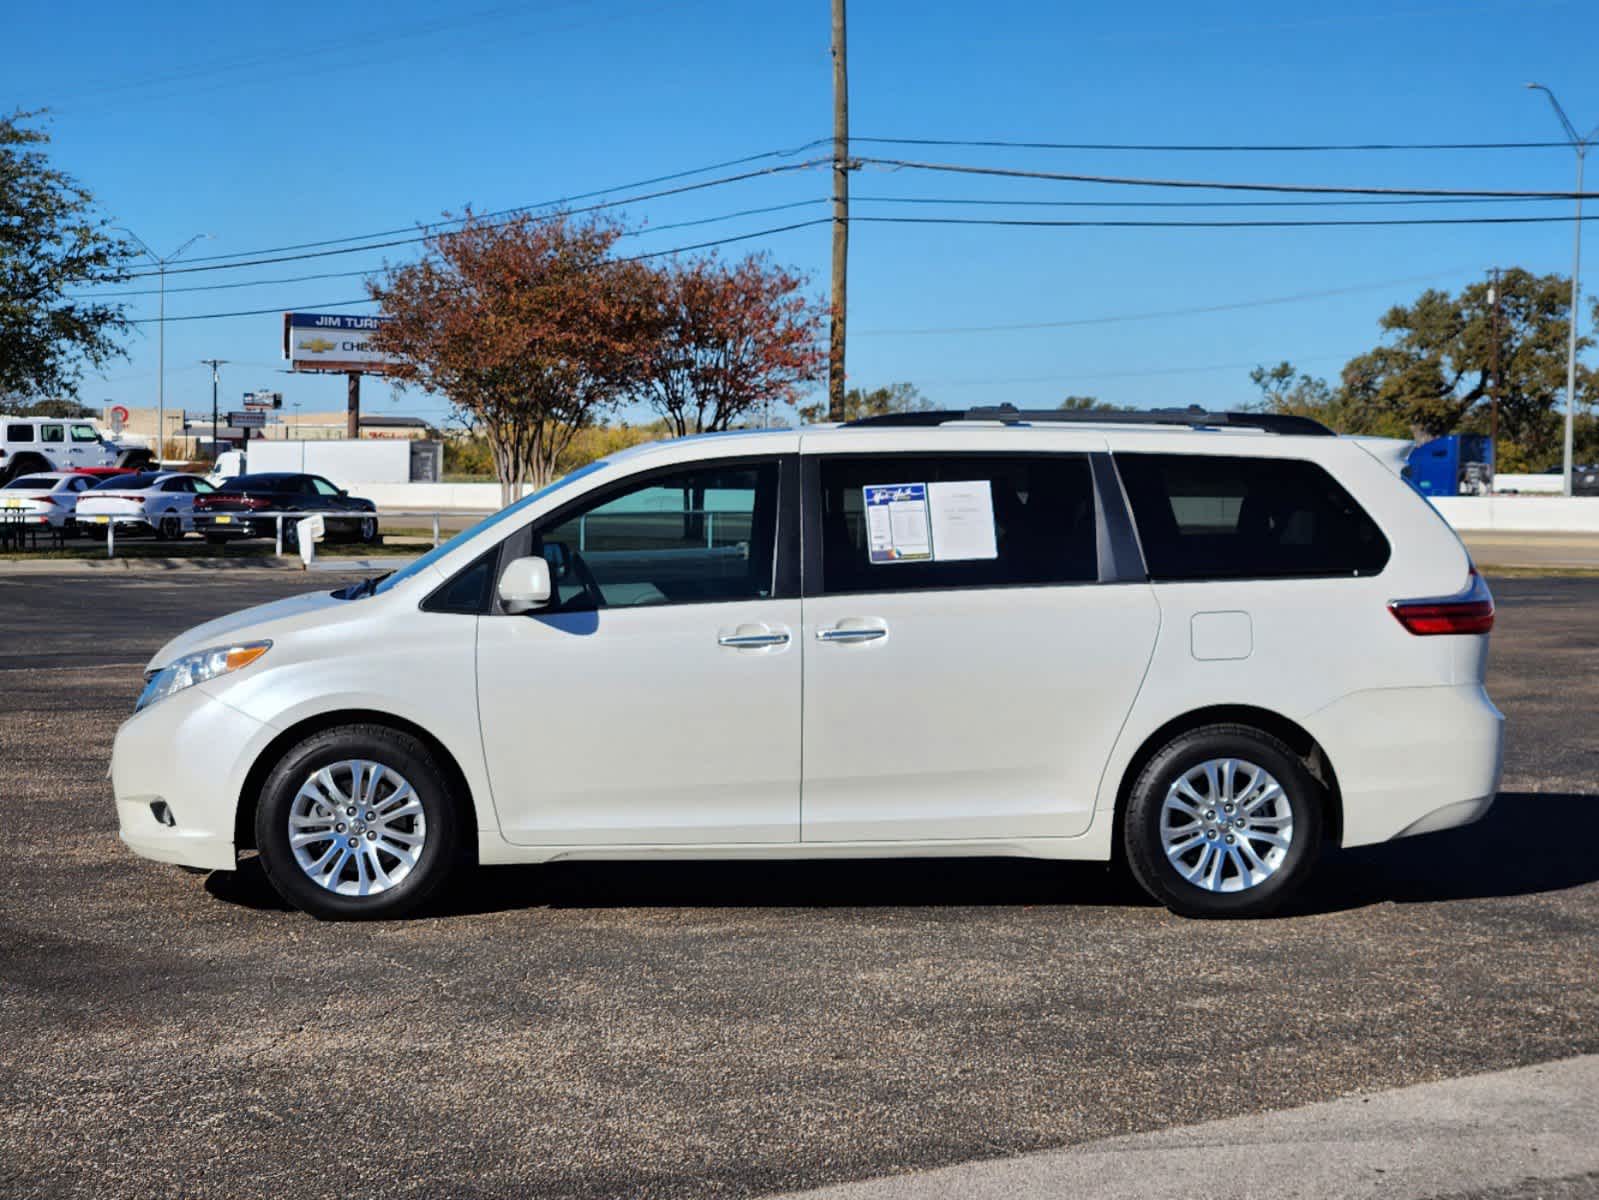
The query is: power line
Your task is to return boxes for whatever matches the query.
[87,200,830,298]
[926,353,1350,389]
[118,157,828,280]
[125,219,831,324]
[854,268,1475,336]
[855,135,1572,153]
[172,139,831,266]
[857,156,1599,199]
[853,212,1599,229]
[853,192,1563,210]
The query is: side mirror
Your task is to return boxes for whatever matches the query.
[497,555,552,614]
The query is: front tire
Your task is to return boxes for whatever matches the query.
[255,725,461,919]
[1123,724,1323,918]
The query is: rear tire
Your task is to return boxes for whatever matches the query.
[255,724,461,920]
[1123,723,1323,918]
[157,514,182,541]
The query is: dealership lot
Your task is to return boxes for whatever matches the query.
[1,570,1596,1199]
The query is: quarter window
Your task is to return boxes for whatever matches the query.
[533,461,780,611]
[7,425,35,443]
[816,454,1098,595]
[1115,453,1390,581]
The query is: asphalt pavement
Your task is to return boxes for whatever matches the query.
[0,570,1595,1200]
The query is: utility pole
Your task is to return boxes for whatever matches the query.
[1487,269,1502,457]
[827,0,850,422]
[201,359,228,460]
[346,371,361,439]
[114,228,211,465]
[1525,84,1599,497]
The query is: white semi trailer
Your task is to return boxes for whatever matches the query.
[210,439,440,488]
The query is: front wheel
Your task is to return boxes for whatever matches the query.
[255,725,461,919]
[1123,724,1323,918]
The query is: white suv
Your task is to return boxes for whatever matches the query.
[111,408,1503,920]
[0,416,147,482]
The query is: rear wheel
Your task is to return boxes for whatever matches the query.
[1123,724,1323,918]
[156,514,182,541]
[255,725,461,920]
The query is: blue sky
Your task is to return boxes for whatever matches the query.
[9,0,1599,427]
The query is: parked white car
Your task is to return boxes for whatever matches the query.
[76,471,217,540]
[111,408,1503,920]
[0,416,149,482]
[0,471,97,530]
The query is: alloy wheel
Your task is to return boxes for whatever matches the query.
[1160,757,1294,893]
[288,760,427,896]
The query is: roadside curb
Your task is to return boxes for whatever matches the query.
[0,556,412,576]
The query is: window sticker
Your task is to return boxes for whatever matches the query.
[864,483,933,563]
[927,480,998,561]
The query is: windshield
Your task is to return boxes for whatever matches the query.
[369,461,610,598]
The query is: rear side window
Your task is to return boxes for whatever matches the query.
[816,454,1098,595]
[1115,453,1389,581]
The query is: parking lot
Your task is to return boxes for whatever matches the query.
[1,568,1596,1199]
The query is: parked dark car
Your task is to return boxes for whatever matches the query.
[193,473,380,546]
[1576,465,1599,496]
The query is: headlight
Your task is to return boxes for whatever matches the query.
[136,640,271,712]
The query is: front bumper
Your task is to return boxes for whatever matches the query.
[1307,683,1504,847]
[112,683,279,872]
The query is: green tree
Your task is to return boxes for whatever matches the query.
[1342,270,1593,458]
[0,110,132,401]
[1057,395,1109,411]
[797,381,931,424]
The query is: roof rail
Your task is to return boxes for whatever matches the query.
[842,405,1335,437]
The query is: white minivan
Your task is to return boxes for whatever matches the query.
[112,409,1503,920]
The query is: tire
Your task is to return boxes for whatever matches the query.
[0,454,49,485]
[117,448,153,470]
[1123,723,1323,918]
[358,515,380,545]
[255,724,461,920]
[157,514,182,541]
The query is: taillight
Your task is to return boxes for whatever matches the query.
[1390,568,1495,636]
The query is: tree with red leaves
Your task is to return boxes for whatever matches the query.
[368,211,657,503]
[639,253,825,436]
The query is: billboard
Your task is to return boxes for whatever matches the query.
[283,312,400,374]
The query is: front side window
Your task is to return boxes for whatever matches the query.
[1115,453,1390,581]
[533,461,780,611]
[40,424,63,443]
[816,454,1099,595]
[70,425,99,442]
[311,477,340,497]
[7,425,35,443]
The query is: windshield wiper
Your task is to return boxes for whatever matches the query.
[332,571,392,600]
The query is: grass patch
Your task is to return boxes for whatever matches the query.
[0,536,420,562]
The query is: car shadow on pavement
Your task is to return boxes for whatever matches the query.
[206,791,1597,919]
[1288,791,1599,916]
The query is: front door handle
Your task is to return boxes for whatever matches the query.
[718,626,791,649]
[817,626,887,644]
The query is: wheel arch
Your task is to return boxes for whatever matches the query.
[1,451,52,482]
[1111,704,1344,850]
[235,708,481,861]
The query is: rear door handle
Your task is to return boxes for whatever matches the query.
[718,625,791,649]
[816,626,887,644]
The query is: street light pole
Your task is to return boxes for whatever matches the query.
[1526,84,1599,497]
[114,228,211,466]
